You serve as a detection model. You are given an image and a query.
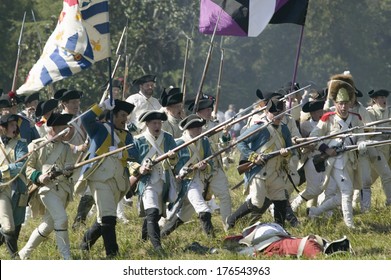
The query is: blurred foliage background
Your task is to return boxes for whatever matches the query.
[0,0,390,111]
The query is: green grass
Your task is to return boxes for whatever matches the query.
[2,158,391,260]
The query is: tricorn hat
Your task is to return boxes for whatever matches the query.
[160,87,183,107]
[132,74,156,86]
[368,89,390,99]
[54,89,82,101]
[112,99,134,115]
[0,114,20,126]
[179,114,206,130]
[22,92,40,105]
[35,99,59,118]
[188,94,215,112]
[46,113,73,127]
[267,98,284,113]
[138,110,167,122]
[302,99,325,113]
[0,91,23,108]
[327,73,356,103]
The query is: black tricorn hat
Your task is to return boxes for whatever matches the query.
[302,99,325,113]
[179,114,206,130]
[132,74,156,86]
[160,87,183,107]
[138,110,167,122]
[188,94,215,112]
[113,99,135,115]
[355,87,363,98]
[267,98,284,113]
[35,99,59,118]
[22,92,40,104]
[368,89,390,99]
[46,113,73,127]
[54,89,82,101]
[258,90,283,101]
[0,114,20,126]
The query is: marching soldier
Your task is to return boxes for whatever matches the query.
[0,114,28,258]
[365,89,391,209]
[189,95,232,229]
[161,114,215,237]
[128,110,178,253]
[126,75,162,133]
[19,113,74,260]
[227,98,296,228]
[79,99,137,258]
[160,87,184,138]
[0,91,40,144]
[308,73,367,228]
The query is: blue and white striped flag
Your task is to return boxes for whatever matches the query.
[17,0,110,96]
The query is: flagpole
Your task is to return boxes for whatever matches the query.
[108,57,115,146]
[289,25,305,107]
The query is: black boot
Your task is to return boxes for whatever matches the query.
[161,215,184,238]
[1,231,18,258]
[199,212,214,237]
[101,216,119,258]
[248,198,273,225]
[273,200,288,227]
[81,221,102,251]
[141,218,148,241]
[145,208,162,250]
[285,201,300,227]
[73,195,95,230]
[226,199,263,229]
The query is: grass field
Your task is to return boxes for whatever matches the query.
[1,157,391,260]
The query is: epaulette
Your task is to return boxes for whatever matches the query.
[320,111,336,122]
[349,111,362,121]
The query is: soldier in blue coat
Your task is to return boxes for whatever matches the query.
[227,98,294,228]
[128,110,178,253]
[79,99,138,258]
[0,114,28,258]
[161,114,215,238]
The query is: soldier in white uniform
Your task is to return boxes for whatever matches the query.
[308,73,367,228]
[365,89,391,209]
[160,87,184,138]
[19,113,74,260]
[291,99,326,212]
[189,95,232,229]
[126,75,162,133]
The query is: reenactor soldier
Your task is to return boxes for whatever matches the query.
[34,99,59,137]
[0,91,40,144]
[160,87,184,138]
[79,99,138,258]
[0,114,28,258]
[20,92,40,123]
[126,75,162,134]
[128,110,178,253]
[364,89,391,210]
[161,114,215,237]
[19,113,74,260]
[308,73,367,228]
[227,98,296,228]
[189,95,232,229]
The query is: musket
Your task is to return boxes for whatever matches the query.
[312,139,391,171]
[28,143,134,196]
[100,25,127,103]
[177,102,303,178]
[193,10,222,113]
[181,34,191,106]
[122,19,129,100]
[15,127,71,164]
[11,11,27,92]
[236,122,373,175]
[213,37,224,118]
